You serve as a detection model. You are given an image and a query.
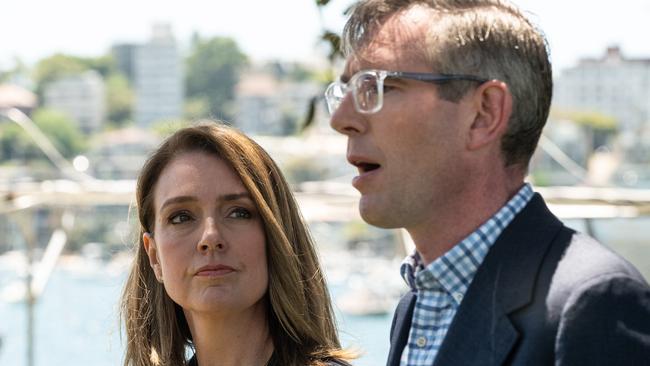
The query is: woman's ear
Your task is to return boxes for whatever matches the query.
[467,80,513,151]
[143,232,163,283]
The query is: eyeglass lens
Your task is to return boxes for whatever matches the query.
[326,71,384,114]
[355,73,381,113]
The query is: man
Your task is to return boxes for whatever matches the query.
[326,0,650,365]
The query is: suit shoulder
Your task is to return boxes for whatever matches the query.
[545,231,648,314]
[554,232,646,286]
[555,270,650,364]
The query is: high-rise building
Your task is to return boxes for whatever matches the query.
[43,70,106,134]
[111,44,137,81]
[113,24,183,127]
[554,46,650,133]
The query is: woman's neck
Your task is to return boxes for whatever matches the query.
[185,302,274,366]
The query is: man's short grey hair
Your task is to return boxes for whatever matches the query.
[342,0,553,168]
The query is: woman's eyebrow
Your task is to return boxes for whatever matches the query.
[158,192,251,212]
[159,195,197,212]
[220,192,251,202]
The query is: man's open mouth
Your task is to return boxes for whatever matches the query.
[355,162,381,173]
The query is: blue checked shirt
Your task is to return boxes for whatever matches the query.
[399,184,534,366]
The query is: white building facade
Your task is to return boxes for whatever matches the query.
[114,24,184,127]
[554,46,650,133]
[43,70,106,134]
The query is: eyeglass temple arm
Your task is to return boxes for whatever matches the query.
[391,71,488,83]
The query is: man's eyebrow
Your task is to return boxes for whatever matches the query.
[384,75,409,85]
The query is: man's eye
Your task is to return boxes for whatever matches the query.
[383,84,397,92]
[228,207,252,219]
[169,212,193,224]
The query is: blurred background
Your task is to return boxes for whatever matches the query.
[1,1,649,365]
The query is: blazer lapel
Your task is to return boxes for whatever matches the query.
[386,292,416,366]
[433,194,563,366]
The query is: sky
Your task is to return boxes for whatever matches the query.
[1,0,649,74]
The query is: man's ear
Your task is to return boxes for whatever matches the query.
[466,80,512,151]
[143,232,163,283]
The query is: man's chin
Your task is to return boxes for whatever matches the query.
[358,198,400,229]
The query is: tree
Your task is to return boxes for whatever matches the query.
[151,119,192,138]
[78,54,116,78]
[31,108,86,158]
[551,109,618,153]
[0,123,40,161]
[33,53,117,99]
[32,54,87,96]
[185,36,248,120]
[105,73,134,127]
[0,108,85,162]
[291,1,348,132]
[183,97,211,121]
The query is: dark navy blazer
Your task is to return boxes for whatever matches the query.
[387,194,650,365]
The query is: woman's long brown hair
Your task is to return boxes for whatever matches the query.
[120,122,353,366]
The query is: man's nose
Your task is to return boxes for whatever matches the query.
[329,93,366,136]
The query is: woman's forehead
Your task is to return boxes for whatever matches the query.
[153,152,246,207]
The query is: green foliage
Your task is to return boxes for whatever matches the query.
[150,119,193,138]
[31,52,128,128]
[0,108,85,161]
[528,169,553,187]
[33,54,87,93]
[304,0,347,132]
[185,36,248,120]
[321,30,343,63]
[552,109,618,130]
[0,123,41,161]
[33,53,117,98]
[282,156,330,184]
[79,55,117,78]
[105,73,134,127]
[343,221,372,241]
[31,108,86,158]
[184,97,211,121]
[572,112,617,130]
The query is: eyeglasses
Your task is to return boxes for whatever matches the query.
[324,69,488,115]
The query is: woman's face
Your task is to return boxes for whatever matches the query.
[143,151,268,315]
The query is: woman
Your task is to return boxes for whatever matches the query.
[121,123,353,366]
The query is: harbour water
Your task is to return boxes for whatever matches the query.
[0,257,397,366]
[1,217,649,366]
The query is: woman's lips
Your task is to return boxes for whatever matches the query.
[195,265,235,277]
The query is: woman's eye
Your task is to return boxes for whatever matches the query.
[169,212,193,224]
[228,207,252,219]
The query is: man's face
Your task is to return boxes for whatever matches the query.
[330,7,476,231]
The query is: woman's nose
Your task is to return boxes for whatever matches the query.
[197,218,226,252]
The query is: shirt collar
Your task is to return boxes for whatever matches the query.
[400,183,534,296]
